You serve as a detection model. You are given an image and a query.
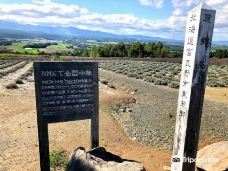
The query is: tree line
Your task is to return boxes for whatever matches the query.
[23,42,58,49]
[211,49,228,58]
[90,42,183,58]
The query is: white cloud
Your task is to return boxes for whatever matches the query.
[172,8,184,15]
[0,0,227,40]
[0,0,179,39]
[206,0,227,6]
[139,0,163,8]
[172,0,200,8]
[169,0,228,40]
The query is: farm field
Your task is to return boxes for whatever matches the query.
[99,60,228,88]
[0,41,74,56]
[39,43,74,54]
[0,60,227,171]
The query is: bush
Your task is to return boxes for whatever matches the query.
[135,75,143,79]
[6,83,18,89]
[108,84,116,89]
[160,79,170,85]
[145,77,155,83]
[168,81,180,88]
[127,73,137,78]
[15,79,24,84]
[168,112,174,118]
[154,78,162,85]
[154,73,162,78]
[101,79,109,85]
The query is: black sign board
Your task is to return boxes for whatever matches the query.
[34,62,99,171]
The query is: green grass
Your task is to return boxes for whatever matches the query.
[5,41,72,55]
[11,41,38,55]
[50,149,68,171]
[40,43,73,54]
[48,44,69,50]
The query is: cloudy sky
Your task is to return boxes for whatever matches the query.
[0,0,227,41]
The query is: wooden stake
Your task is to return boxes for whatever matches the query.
[171,3,216,171]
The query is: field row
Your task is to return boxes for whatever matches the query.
[0,60,33,89]
[1,60,227,89]
[99,61,228,88]
[0,61,29,78]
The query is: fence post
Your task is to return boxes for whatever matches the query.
[171,3,216,171]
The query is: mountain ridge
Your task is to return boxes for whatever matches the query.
[0,21,227,45]
[0,21,180,42]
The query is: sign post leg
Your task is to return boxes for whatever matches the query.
[91,115,99,149]
[38,122,50,171]
[91,63,99,149]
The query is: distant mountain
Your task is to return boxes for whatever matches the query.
[213,41,228,46]
[0,21,179,42]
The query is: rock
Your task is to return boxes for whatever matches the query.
[120,107,126,113]
[66,147,146,171]
[132,137,137,141]
[196,141,228,171]
[127,108,133,112]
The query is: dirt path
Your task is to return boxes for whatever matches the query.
[0,62,32,90]
[0,81,171,171]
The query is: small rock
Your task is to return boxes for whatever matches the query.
[120,107,126,113]
[127,108,133,112]
[132,137,137,141]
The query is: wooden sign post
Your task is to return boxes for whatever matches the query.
[34,62,99,171]
[171,3,216,171]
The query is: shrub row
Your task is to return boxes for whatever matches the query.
[99,61,228,88]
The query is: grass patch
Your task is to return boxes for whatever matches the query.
[50,149,68,171]
[11,41,38,55]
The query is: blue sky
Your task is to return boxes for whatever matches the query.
[54,0,173,20]
[0,0,227,41]
[0,0,173,20]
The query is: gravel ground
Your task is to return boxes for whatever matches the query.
[99,69,228,150]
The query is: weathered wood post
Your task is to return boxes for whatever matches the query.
[171,3,216,171]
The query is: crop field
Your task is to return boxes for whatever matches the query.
[40,43,74,54]
[99,61,228,88]
[11,42,39,55]
[0,41,74,56]
[0,60,33,89]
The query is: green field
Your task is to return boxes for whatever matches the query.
[11,42,39,55]
[0,40,74,55]
[40,43,73,54]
